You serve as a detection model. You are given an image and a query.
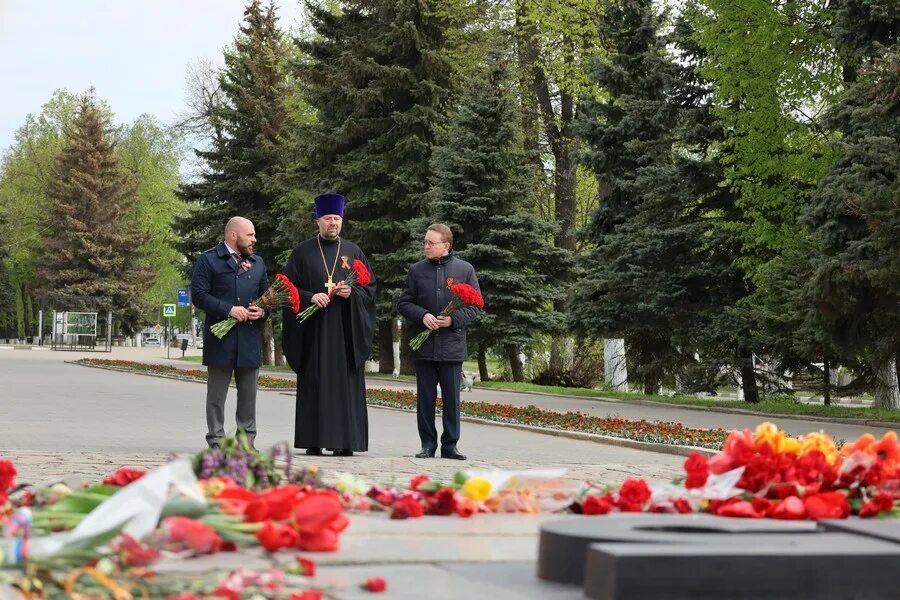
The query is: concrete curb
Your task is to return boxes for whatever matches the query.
[71,360,714,459]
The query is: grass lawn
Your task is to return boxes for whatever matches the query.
[476,380,900,423]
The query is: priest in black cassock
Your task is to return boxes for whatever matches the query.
[281,193,377,456]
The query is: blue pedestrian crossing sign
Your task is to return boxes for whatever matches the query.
[163,304,176,317]
[177,289,190,306]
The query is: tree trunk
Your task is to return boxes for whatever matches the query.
[873,357,900,409]
[261,319,274,365]
[739,346,759,403]
[477,346,489,382]
[822,356,831,406]
[378,320,393,374]
[549,337,566,372]
[273,321,285,366]
[505,344,524,382]
[400,327,415,375]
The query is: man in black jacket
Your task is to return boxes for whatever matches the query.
[191,216,269,450]
[398,224,481,460]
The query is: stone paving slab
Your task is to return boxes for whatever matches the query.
[146,513,559,598]
[6,450,684,492]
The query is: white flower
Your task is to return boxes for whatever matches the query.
[335,472,367,495]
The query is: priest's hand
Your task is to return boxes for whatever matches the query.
[334,282,351,298]
[436,316,452,328]
[423,313,440,330]
[229,306,250,322]
[247,305,265,321]
[312,292,331,308]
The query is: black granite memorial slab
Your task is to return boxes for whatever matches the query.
[583,533,900,600]
[537,513,818,585]
[822,517,900,544]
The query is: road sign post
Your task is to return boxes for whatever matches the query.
[163,304,176,358]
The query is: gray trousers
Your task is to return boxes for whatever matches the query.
[206,365,258,446]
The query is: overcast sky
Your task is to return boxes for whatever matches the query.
[0,0,306,152]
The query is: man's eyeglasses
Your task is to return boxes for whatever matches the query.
[423,240,447,247]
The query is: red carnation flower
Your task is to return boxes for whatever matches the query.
[103,467,145,487]
[390,497,425,520]
[276,273,302,313]
[581,494,614,515]
[363,577,387,592]
[351,259,372,286]
[450,282,484,309]
[683,452,709,489]
[616,478,652,512]
[0,460,17,492]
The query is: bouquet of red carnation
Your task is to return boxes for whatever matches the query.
[296,259,372,323]
[211,273,301,339]
[410,282,484,351]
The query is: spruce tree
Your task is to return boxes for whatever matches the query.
[37,96,153,334]
[429,54,567,381]
[175,0,288,270]
[570,0,684,394]
[800,48,900,407]
[294,0,452,373]
[572,0,758,398]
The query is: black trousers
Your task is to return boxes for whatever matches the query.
[415,360,462,451]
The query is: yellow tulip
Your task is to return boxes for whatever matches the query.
[799,432,840,465]
[462,478,492,502]
[777,436,802,456]
[754,422,783,452]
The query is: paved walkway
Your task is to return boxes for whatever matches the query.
[1,350,684,488]
[4,346,897,598]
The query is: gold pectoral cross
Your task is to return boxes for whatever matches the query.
[325,277,336,294]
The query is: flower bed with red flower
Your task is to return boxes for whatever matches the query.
[211,273,301,338]
[295,259,372,323]
[409,282,484,351]
[75,359,729,448]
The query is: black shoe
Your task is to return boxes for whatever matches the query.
[441,448,466,460]
[208,442,221,450]
[415,448,436,458]
[333,449,354,457]
[305,447,322,456]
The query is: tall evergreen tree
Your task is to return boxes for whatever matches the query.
[572,0,758,398]
[429,54,567,381]
[37,96,154,334]
[799,47,900,407]
[175,0,288,271]
[570,0,683,394]
[294,0,452,373]
[174,0,289,363]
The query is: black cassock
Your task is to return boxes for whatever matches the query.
[281,236,376,451]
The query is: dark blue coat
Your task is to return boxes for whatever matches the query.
[398,254,480,362]
[191,242,269,368]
